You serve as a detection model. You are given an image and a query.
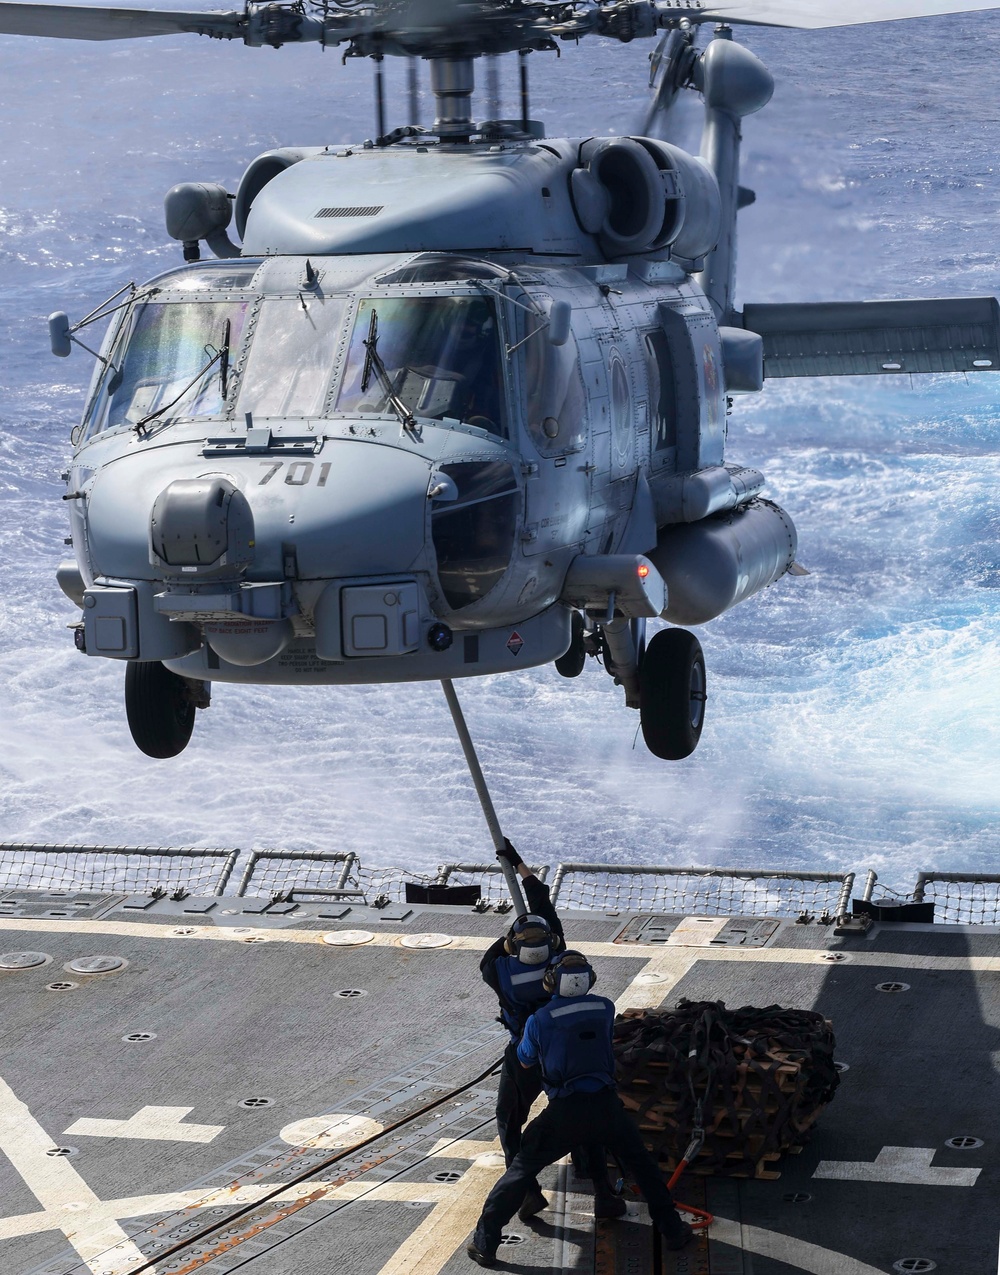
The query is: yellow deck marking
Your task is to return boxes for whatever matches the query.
[373,1157,506,1275]
[1,915,995,977]
[0,1074,153,1274]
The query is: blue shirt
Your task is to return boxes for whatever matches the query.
[495,955,552,1042]
[517,994,617,1098]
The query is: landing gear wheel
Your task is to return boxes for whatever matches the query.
[124,661,196,759]
[639,628,706,760]
[555,611,586,678]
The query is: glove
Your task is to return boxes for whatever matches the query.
[497,837,523,868]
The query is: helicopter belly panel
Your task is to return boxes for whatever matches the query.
[164,606,572,685]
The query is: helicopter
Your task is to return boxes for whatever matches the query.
[4,0,999,763]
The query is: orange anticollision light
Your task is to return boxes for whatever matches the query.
[637,564,650,579]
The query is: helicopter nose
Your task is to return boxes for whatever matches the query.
[245,437,431,580]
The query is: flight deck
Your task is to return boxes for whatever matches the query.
[0,848,996,1275]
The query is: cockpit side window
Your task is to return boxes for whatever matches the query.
[238,295,346,418]
[336,297,506,438]
[87,300,250,435]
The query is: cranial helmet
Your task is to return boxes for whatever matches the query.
[542,950,597,998]
[505,914,555,966]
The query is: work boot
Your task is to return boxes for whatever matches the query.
[662,1220,696,1251]
[466,1239,497,1268]
[594,1192,627,1220]
[518,1186,548,1220]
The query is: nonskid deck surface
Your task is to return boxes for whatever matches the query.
[0,892,997,1275]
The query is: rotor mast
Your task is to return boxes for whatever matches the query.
[428,56,477,138]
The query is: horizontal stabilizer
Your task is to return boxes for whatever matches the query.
[741,297,1000,377]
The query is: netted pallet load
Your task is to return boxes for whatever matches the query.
[614,1000,840,1180]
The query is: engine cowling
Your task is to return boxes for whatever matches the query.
[574,136,722,264]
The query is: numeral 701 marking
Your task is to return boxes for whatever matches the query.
[258,461,331,487]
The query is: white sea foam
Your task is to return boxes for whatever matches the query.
[0,14,997,886]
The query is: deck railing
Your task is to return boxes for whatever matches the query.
[0,842,239,897]
[2,844,1000,924]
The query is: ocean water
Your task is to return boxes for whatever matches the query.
[0,12,997,886]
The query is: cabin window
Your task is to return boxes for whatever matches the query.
[521,313,586,456]
[238,295,346,418]
[431,461,519,610]
[644,329,677,452]
[88,300,250,434]
[337,296,505,437]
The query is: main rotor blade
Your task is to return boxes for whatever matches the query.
[686,0,1000,28]
[0,1,244,40]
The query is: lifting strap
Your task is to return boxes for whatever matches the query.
[441,678,527,917]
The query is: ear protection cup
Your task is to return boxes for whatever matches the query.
[507,914,553,963]
[542,949,595,995]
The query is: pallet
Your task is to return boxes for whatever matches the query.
[615,1004,838,1183]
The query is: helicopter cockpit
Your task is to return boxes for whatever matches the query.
[337,295,505,438]
[81,257,514,442]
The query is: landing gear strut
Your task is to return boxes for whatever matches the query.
[638,628,706,760]
[124,662,208,759]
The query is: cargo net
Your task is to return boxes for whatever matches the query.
[614,1001,840,1180]
[550,865,853,920]
[913,874,1000,926]
[236,851,365,900]
[0,843,237,897]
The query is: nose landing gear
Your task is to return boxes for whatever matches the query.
[638,628,706,760]
[124,662,209,759]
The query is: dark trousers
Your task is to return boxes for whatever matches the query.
[496,1041,544,1190]
[475,1087,685,1251]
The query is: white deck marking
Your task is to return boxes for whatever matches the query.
[279,1113,384,1148]
[0,1073,153,1275]
[631,1211,893,1274]
[65,1106,223,1144]
[0,1180,455,1242]
[709,1216,892,1275]
[814,1146,982,1186]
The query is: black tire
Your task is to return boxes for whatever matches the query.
[638,628,707,760]
[124,661,196,759]
[555,611,587,679]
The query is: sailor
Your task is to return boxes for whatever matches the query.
[468,950,695,1267]
[480,838,564,1221]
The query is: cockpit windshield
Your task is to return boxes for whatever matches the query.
[88,300,250,434]
[238,295,346,419]
[337,297,505,437]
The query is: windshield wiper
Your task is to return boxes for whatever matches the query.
[133,346,223,437]
[134,319,233,437]
[219,318,231,400]
[361,308,419,436]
